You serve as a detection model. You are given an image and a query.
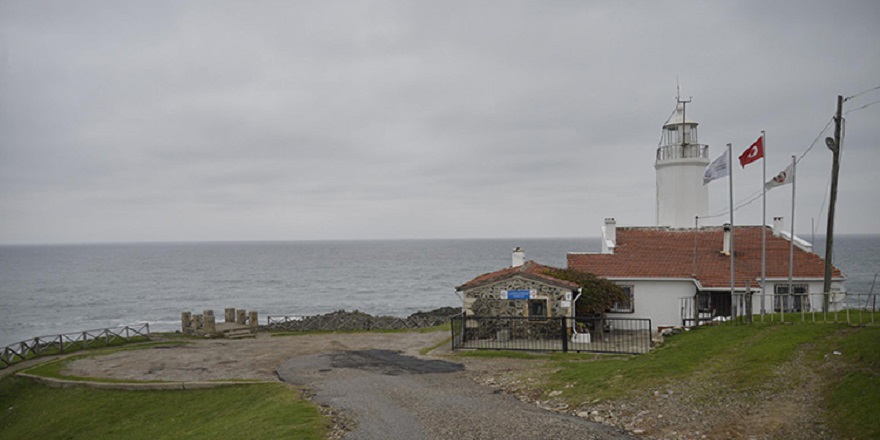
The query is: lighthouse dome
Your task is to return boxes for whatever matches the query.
[664,102,698,128]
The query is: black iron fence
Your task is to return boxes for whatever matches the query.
[450,315,652,355]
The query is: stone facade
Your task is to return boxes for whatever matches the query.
[463,276,573,318]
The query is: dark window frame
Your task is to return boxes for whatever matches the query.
[774,283,809,312]
[528,299,548,321]
[609,285,634,313]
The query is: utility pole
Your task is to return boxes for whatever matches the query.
[823,95,843,311]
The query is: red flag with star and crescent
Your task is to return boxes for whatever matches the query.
[739,136,764,167]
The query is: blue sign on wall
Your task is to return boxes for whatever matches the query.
[504,289,533,300]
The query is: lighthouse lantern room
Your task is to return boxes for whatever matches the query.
[655,98,710,228]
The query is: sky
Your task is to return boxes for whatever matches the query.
[1,1,878,245]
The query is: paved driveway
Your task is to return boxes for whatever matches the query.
[277,349,632,440]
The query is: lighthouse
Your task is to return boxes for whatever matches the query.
[655,98,710,228]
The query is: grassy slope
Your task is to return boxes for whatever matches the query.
[0,377,327,440]
[2,323,876,439]
[822,326,880,440]
[544,322,879,439]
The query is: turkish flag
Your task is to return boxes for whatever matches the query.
[739,136,764,167]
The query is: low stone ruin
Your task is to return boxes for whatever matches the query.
[181,307,258,338]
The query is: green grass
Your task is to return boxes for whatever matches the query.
[1,336,151,368]
[419,336,452,356]
[822,326,880,440]
[0,376,327,440]
[20,341,191,383]
[543,322,847,402]
[536,322,878,439]
[453,349,552,360]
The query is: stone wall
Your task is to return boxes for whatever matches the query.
[463,276,572,318]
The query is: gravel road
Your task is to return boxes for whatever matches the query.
[277,349,632,440]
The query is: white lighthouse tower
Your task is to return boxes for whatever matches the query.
[655,98,710,228]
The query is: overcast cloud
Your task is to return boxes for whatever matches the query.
[1,1,878,244]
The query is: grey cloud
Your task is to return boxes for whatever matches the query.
[1,1,878,244]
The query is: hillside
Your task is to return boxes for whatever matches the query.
[464,321,879,439]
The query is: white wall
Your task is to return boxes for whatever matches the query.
[605,279,697,330]
[655,160,708,228]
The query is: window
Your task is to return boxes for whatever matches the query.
[609,285,634,313]
[697,291,711,312]
[774,284,809,312]
[528,299,547,321]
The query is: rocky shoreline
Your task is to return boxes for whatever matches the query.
[261,307,461,332]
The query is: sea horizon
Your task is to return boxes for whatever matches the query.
[2,235,877,348]
[3,231,880,248]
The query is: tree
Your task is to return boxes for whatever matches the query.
[541,268,627,317]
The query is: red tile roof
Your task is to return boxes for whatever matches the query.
[456,261,580,291]
[567,226,844,289]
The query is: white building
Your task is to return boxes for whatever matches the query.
[569,218,846,330]
[570,100,845,330]
[655,99,709,228]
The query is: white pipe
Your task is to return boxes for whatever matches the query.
[571,289,583,333]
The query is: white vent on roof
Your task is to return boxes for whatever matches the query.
[602,218,616,254]
[512,247,525,267]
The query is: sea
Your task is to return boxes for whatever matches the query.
[1,235,878,348]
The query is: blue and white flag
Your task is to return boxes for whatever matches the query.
[703,152,730,185]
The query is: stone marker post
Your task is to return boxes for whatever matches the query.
[248,311,258,328]
[225,308,236,323]
[193,314,204,331]
[181,311,193,334]
[236,309,247,325]
[204,309,216,334]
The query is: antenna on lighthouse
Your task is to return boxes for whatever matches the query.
[675,81,692,147]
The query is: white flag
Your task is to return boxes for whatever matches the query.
[765,163,794,190]
[703,152,729,185]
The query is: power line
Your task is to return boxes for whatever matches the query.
[701,117,835,221]
[845,98,880,115]
[796,118,834,164]
[844,85,880,102]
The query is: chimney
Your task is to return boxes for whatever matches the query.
[722,223,732,256]
[512,247,525,267]
[602,218,617,254]
[773,217,784,237]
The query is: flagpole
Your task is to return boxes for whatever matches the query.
[761,131,767,317]
[789,154,797,319]
[728,143,736,316]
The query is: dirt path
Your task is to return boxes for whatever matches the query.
[46,330,832,439]
[58,331,630,439]
[61,331,447,382]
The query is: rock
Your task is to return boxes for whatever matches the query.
[632,429,645,435]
